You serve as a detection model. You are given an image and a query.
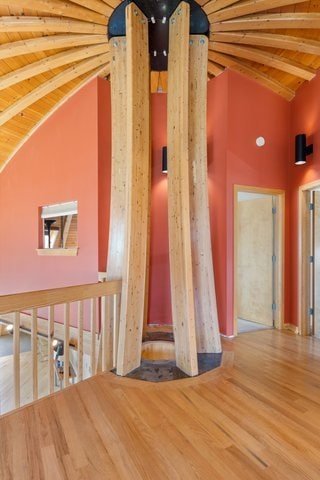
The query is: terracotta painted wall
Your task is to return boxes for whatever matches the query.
[0,79,101,295]
[288,72,320,328]
[0,69,300,338]
[206,70,291,335]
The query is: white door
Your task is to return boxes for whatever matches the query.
[237,194,274,327]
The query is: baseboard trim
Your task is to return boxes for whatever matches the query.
[220,333,235,339]
[284,323,299,334]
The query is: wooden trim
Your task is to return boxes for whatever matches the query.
[283,323,299,334]
[0,281,122,314]
[36,248,78,256]
[233,185,285,335]
[298,179,320,336]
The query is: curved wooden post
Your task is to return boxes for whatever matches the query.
[168,2,198,377]
[189,35,221,353]
[116,3,150,376]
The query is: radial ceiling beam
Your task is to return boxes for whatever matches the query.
[100,0,121,8]
[0,34,108,60]
[0,53,109,127]
[209,0,308,23]
[211,32,320,55]
[69,0,113,16]
[204,0,239,16]
[0,63,110,174]
[3,0,107,25]
[208,50,295,100]
[0,16,107,34]
[0,44,110,90]
[211,42,316,80]
[212,13,320,32]
[207,60,224,76]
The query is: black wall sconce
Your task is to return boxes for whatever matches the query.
[162,146,168,173]
[295,133,313,165]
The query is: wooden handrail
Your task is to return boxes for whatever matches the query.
[0,279,122,415]
[0,280,122,314]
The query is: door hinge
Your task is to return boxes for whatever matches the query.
[272,206,277,214]
[272,303,276,311]
[310,255,314,263]
[310,203,314,211]
[272,254,276,263]
[309,307,314,315]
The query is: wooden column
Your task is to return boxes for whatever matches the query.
[167,2,198,377]
[116,3,150,376]
[189,35,222,353]
[105,36,127,370]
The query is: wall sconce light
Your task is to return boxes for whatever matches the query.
[162,146,168,173]
[295,133,313,165]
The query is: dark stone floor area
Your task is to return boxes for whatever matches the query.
[121,351,223,383]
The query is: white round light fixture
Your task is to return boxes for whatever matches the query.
[256,136,265,147]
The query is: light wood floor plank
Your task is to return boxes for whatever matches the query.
[2,330,320,478]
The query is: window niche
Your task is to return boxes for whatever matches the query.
[37,201,78,256]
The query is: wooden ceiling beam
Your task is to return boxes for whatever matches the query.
[210,42,316,80]
[208,50,295,100]
[100,0,120,8]
[0,63,110,174]
[204,0,239,16]
[0,34,108,60]
[209,0,307,23]
[210,32,320,55]
[0,53,109,127]
[0,16,107,34]
[207,60,224,76]
[2,0,107,25]
[212,13,320,32]
[68,0,113,17]
[0,44,110,90]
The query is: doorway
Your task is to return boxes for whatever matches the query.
[299,181,320,337]
[234,186,285,335]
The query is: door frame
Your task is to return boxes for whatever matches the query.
[233,185,285,335]
[298,179,320,335]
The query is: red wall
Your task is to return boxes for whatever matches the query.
[3,68,319,336]
[0,79,102,295]
[207,70,290,335]
[288,73,320,327]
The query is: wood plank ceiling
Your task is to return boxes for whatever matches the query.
[0,0,320,171]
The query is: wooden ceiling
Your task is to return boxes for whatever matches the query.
[0,0,320,171]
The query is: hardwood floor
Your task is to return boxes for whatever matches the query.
[2,330,320,479]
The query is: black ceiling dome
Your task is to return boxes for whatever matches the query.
[108,0,209,71]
